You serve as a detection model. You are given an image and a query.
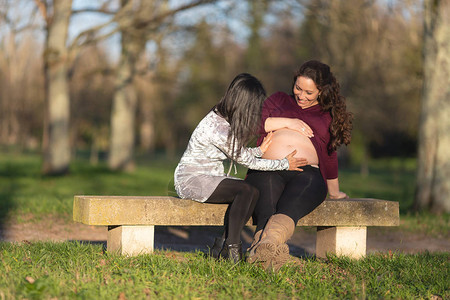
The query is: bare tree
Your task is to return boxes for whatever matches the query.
[69,45,113,164]
[0,1,43,149]
[107,0,144,171]
[415,0,450,213]
[108,0,216,171]
[35,0,73,175]
[32,0,216,173]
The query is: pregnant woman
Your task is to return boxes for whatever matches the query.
[245,60,353,270]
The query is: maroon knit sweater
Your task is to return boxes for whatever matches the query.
[256,91,338,181]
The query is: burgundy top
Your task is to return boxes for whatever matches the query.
[256,91,338,181]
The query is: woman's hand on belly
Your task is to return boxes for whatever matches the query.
[260,131,274,153]
[262,129,319,164]
[285,150,308,171]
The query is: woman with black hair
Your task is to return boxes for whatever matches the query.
[174,73,307,263]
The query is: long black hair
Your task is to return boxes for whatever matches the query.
[215,73,267,158]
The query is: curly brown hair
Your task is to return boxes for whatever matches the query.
[293,60,353,152]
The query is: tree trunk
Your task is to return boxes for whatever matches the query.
[415,0,450,213]
[108,0,215,170]
[139,98,155,154]
[108,16,144,171]
[108,58,138,171]
[42,0,72,175]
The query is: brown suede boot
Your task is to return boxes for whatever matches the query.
[252,214,295,270]
[246,230,263,263]
[265,244,291,271]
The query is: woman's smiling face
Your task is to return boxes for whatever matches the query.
[293,76,320,109]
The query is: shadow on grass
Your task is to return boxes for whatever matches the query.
[70,240,107,249]
[0,189,16,240]
[69,226,312,259]
[0,162,20,240]
[154,225,312,258]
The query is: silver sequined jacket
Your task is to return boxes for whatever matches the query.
[174,111,289,202]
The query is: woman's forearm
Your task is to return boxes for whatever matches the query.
[264,117,293,132]
[326,178,348,199]
[265,117,314,137]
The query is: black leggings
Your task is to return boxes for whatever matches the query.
[205,178,259,244]
[245,166,327,232]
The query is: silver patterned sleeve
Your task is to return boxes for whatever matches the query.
[234,146,289,171]
[211,134,289,171]
[249,147,263,157]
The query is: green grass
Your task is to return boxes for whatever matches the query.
[0,241,448,299]
[338,158,417,213]
[0,152,448,299]
[0,152,179,222]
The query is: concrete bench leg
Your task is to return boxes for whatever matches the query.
[316,226,367,259]
[107,225,155,256]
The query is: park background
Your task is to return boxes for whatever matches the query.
[0,0,449,299]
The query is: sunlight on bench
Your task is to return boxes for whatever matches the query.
[73,196,399,259]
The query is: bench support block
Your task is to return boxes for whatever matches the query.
[316,226,367,259]
[107,225,154,256]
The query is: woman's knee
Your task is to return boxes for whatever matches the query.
[238,182,259,201]
[278,193,326,223]
[245,171,274,188]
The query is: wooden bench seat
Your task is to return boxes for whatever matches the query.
[73,196,399,258]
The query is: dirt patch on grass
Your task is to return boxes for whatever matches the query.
[1,218,448,256]
[0,218,107,243]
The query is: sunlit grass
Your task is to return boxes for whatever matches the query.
[0,152,448,299]
[0,241,447,299]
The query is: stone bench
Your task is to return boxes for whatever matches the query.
[73,196,399,259]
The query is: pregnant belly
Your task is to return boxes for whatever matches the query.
[262,129,319,165]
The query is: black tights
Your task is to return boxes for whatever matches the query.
[205,178,259,244]
[245,166,327,232]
